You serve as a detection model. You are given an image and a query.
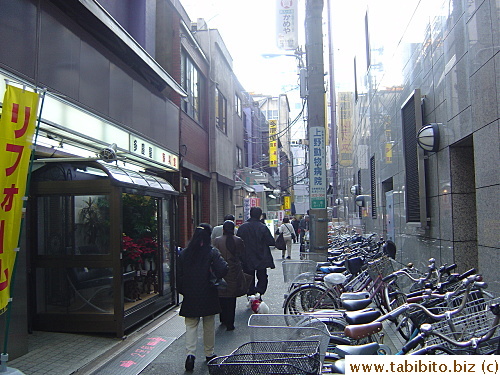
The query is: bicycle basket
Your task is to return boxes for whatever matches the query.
[366,256,395,281]
[282,260,317,283]
[208,352,321,375]
[248,314,330,362]
[422,296,500,354]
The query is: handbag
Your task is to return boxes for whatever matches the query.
[209,269,228,290]
[209,249,228,290]
[275,232,286,250]
[235,271,253,297]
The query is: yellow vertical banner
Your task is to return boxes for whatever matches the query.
[0,85,40,313]
[269,120,278,167]
[283,196,291,210]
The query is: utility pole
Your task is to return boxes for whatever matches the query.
[305,0,328,259]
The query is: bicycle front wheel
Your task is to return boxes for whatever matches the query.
[284,284,340,314]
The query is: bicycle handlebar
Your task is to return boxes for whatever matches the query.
[380,275,484,322]
[402,309,500,354]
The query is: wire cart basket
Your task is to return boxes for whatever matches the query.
[248,314,330,363]
[421,296,500,354]
[207,340,321,375]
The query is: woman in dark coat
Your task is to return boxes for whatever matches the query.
[213,220,248,331]
[177,223,228,371]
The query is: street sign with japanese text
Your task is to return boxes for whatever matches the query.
[309,127,326,209]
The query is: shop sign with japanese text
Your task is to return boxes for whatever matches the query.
[276,0,298,50]
[0,85,39,313]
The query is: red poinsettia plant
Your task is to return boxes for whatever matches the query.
[122,234,158,265]
[137,235,158,259]
[122,234,144,265]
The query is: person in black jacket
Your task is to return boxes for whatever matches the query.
[177,223,228,371]
[236,207,275,298]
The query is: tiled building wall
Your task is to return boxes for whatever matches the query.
[336,0,499,293]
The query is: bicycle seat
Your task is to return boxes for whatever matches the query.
[331,260,346,267]
[320,266,347,273]
[344,321,383,339]
[342,298,372,311]
[340,291,370,300]
[335,342,381,356]
[344,308,380,325]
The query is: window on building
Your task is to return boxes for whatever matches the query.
[365,11,371,70]
[370,156,377,219]
[402,90,423,223]
[215,87,227,133]
[237,146,243,168]
[181,52,204,122]
[354,57,359,102]
[235,94,242,118]
[357,170,362,217]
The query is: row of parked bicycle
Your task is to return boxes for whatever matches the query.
[207,229,499,374]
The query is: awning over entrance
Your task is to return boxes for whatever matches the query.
[34,160,178,196]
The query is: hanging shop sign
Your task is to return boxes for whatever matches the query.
[269,120,278,167]
[276,0,299,50]
[0,85,40,313]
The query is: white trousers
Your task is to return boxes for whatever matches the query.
[184,315,215,357]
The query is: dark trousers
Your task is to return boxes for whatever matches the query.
[247,268,268,296]
[219,297,237,329]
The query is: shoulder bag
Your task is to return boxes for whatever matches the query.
[225,237,253,297]
[209,248,228,290]
[275,231,286,250]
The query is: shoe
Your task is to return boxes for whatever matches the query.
[185,355,195,371]
[282,255,285,259]
[286,256,291,259]
[206,354,217,362]
[226,325,235,331]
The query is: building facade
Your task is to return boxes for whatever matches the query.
[0,0,274,359]
[331,0,499,294]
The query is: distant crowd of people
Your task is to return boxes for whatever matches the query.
[176,208,309,371]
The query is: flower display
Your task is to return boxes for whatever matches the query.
[138,236,158,259]
[122,234,158,266]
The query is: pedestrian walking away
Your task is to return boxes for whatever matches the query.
[176,223,228,371]
[277,217,295,259]
[213,220,251,331]
[298,215,310,251]
[291,216,299,243]
[211,214,236,244]
[236,206,275,298]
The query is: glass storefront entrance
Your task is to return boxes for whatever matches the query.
[29,161,178,336]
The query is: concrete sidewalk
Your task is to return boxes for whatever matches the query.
[9,243,403,375]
